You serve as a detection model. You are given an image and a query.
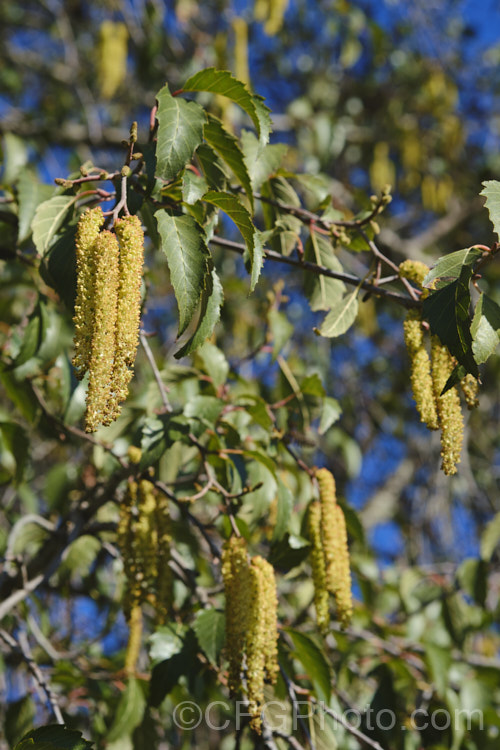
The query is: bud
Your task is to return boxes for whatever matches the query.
[403,310,439,430]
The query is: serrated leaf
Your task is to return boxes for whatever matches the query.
[480,511,500,561]
[196,341,229,388]
[422,264,478,378]
[182,68,271,145]
[285,629,332,703]
[149,625,185,664]
[17,171,54,243]
[155,84,206,181]
[471,292,500,365]
[305,232,346,312]
[15,725,94,750]
[319,397,342,434]
[106,678,146,743]
[175,266,224,358]
[182,169,208,204]
[261,176,302,256]
[196,143,229,190]
[272,477,293,542]
[480,180,500,239]
[193,608,225,666]
[202,191,263,290]
[240,130,287,190]
[423,246,483,287]
[204,115,253,209]
[155,211,210,335]
[317,289,359,337]
[32,195,77,256]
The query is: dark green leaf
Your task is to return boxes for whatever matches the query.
[285,629,332,703]
[0,421,29,484]
[480,511,500,562]
[182,68,271,145]
[155,210,210,336]
[175,266,224,358]
[140,414,190,470]
[202,191,263,290]
[304,232,346,312]
[204,115,253,208]
[270,533,310,571]
[155,84,206,181]
[15,725,94,750]
[40,225,77,311]
[423,641,451,698]
[471,292,500,365]
[193,608,225,666]
[149,630,200,708]
[5,695,35,748]
[196,143,229,191]
[422,264,478,379]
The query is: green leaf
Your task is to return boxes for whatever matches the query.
[15,725,94,750]
[422,264,479,379]
[457,558,487,606]
[40,225,77,311]
[17,171,54,243]
[106,678,146,743]
[423,246,482,287]
[268,308,294,359]
[319,397,342,435]
[32,195,77,256]
[471,292,500,365]
[5,695,35,748]
[480,180,500,239]
[261,176,302,256]
[272,477,293,542]
[193,608,225,666]
[240,130,287,190]
[317,289,359,338]
[202,190,263,289]
[149,625,185,665]
[304,232,346,312]
[155,210,210,336]
[480,511,500,561]
[0,421,30,484]
[182,68,271,145]
[149,630,200,708]
[155,84,206,181]
[175,266,224,358]
[182,169,208,205]
[423,641,451,698]
[140,414,190,470]
[184,395,224,425]
[196,143,229,191]
[196,341,229,388]
[204,115,253,209]
[285,629,332,703]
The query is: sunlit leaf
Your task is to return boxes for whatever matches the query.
[155,84,206,181]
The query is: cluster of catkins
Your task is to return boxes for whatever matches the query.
[117,478,172,674]
[72,207,144,432]
[221,537,279,732]
[307,468,353,633]
[400,260,479,476]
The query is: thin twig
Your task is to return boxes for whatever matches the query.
[0,628,64,724]
[139,329,172,412]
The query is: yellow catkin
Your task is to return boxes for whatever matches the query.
[84,230,119,433]
[316,468,353,628]
[307,500,330,633]
[221,537,251,695]
[72,207,104,379]
[136,480,159,606]
[124,603,143,676]
[398,259,430,288]
[461,373,479,410]
[403,310,439,430]
[431,338,464,475]
[330,504,353,628]
[108,215,145,421]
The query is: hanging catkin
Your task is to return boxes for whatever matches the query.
[431,338,464,475]
[403,310,439,430]
[307,500,330,633]
[72,211,144,432]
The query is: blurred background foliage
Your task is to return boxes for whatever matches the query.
[2,1,500,748]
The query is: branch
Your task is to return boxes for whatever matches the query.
[209,236,418,310]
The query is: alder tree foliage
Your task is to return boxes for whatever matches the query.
[3,4,500,750]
